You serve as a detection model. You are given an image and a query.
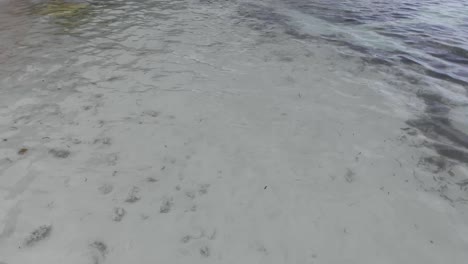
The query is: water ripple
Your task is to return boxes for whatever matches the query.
[282,0,468,86]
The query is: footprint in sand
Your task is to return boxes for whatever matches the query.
[112,207,126,222]
[160,197,173,213]
[49,149,70,158]
[198,184,210,195]
[98,184,113,195]
[89,241,107,264]
[125,187,140,203]
[199,246,210,257]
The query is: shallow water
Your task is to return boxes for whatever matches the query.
[237,0,468,167]
[1,0,468,263]
[285,0,468,85]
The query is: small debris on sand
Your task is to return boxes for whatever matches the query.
[18,148,28,155]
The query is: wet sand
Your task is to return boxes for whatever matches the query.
[1,0,468,263]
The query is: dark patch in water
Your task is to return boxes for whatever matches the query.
[49,148,70,158]
[361,56,392,66]
[146,177,158,182]
[425,69,468,87]
[18,148,28,155]
[433,144,468,164]
[284,28,313,40]
[235,3,314,40]
[237,3,289,30]
[407,92,468,164]
[283,0,416,25]
[408,93,468,149]
[24,225,52,246]
[418,156,448,173]
[320,34,369,53]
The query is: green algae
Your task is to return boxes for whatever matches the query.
[29,0,93,30]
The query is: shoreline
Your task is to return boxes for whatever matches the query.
[1,1,468,263]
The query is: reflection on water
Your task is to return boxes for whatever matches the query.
[232,0,468,166]
[4,0,467,84]
[1,0,468,185]
[282,0,468,86]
